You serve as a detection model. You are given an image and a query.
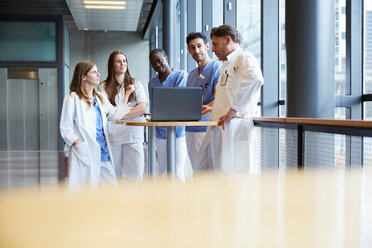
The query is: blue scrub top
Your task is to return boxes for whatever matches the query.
[94,97,111,162]
[186,60,221,132]
[148,69,188,139]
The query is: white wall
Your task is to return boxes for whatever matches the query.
[69,29,150,99]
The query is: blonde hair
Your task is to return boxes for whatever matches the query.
[70,61,103,106]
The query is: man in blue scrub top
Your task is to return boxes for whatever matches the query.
[185,32,221,172]
[148,49,188,181]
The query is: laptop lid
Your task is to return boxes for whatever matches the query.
[151,87,203,121]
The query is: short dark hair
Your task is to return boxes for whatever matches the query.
[186,32,208,46]
[149,48,167,59]
[210,25,242,44]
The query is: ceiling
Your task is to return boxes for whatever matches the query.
[0,0,155,32]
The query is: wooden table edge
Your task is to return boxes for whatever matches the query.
[115,120,218,127]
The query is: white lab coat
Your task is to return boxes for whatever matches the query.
[100,80,148,180]
[208,48,264,173]
[101,80,148,145]
[60,92,129,189]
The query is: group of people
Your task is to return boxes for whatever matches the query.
[60,24,264,189]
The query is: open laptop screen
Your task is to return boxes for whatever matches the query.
[151,87,203,121]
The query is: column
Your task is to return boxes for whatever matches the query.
[286,0,334,118]
[162,0,175,65]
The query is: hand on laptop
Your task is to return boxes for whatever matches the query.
[201,105,212,116]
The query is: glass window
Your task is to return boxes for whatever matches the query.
[176,0,188,71]
[196,1,202,32]
[64,26,69,67]
[237,0,261,116]
[335,0,346,95]
[0,21,56,61]
[334,107,347,119]
[237,0,261,63]
[279,0,286,117]
[175,0,181,69]
[181,0,188,71]
[255,106,261,117]
[149,26,159,78]
[364,102,372,120]
[279,105,286,117]
[213,0,223,27]
[186,0,202,72]
[364,0,372,94]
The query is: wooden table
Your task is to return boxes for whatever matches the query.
[116,119,217,178]
[0,170,371,247]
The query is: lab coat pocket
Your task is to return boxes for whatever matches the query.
[222,69,239,100]
[72,142,91,167]
[221,69,233,88]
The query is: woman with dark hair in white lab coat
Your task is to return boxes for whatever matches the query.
[60,61,133,189]
[99,50,148,181]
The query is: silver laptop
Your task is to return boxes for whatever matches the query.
[151,87,203,121]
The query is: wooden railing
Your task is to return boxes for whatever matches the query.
[253,117,372,128]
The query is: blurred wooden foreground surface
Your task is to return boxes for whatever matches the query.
[0,170,372,248]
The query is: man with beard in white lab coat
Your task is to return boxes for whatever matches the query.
[201,24,264,173]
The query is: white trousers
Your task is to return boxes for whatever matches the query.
[100,161,118,186]
[156,136,186,182]
[111,142,145,181]
[186,131,211,172]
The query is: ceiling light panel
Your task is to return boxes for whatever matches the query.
[66,0,143,31]
[83,1,127,5]
[84,5,126,10]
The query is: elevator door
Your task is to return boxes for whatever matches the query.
[0,68,59,187]
[6,78,40,150]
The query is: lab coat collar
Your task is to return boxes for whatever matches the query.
[226,47,243,62]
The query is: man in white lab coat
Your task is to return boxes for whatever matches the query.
[202,25,264,173]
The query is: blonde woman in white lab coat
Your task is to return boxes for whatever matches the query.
[60,61,133,189]
[100,50,147,181]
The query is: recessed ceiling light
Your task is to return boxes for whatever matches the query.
[83,1,126,5]
[85,5,126,9]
